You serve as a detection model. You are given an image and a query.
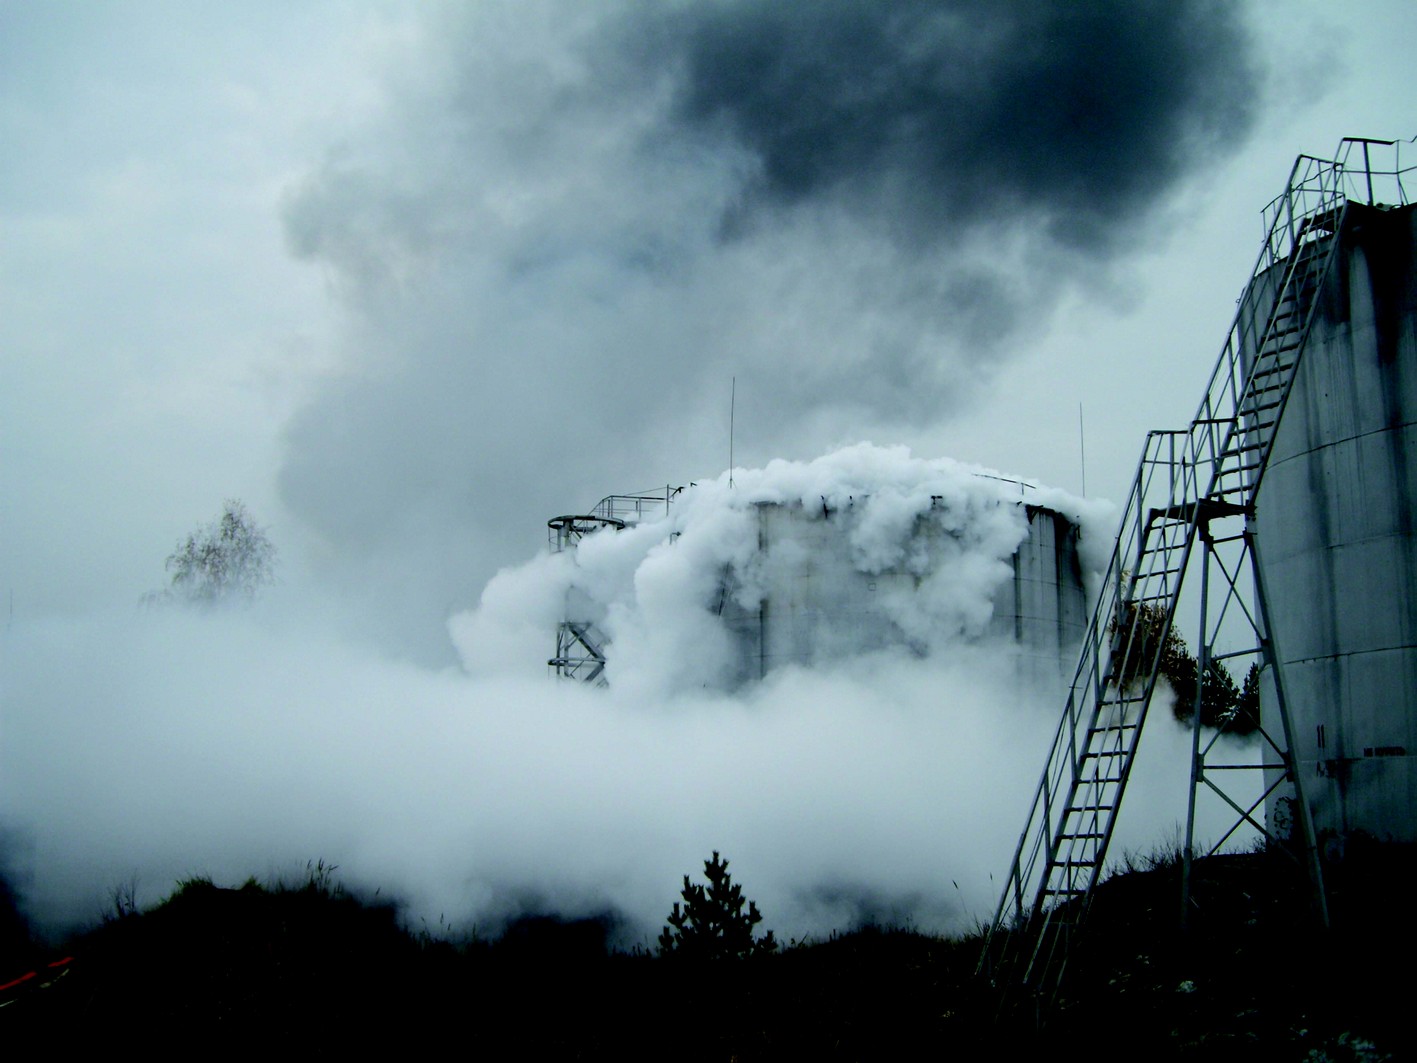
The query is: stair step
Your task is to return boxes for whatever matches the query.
[1221,445,1266,463]
[1130,587,1179,604]
[1088,723,1139,736]
[1149,565,1184,578]
[1237,419,1277,435]
[1246,374,1292,391]
[1241,391,1286,408]
[1234,413,1278,431]
[1249,373,1295,391]
[1238,398,1283,415]
[1225,439,1266,455]
[1139,541,1184,558]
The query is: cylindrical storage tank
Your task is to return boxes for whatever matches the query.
[1256,201,1417,844]
[718,498,1086,688]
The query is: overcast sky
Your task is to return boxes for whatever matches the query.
[2,1,1413,937]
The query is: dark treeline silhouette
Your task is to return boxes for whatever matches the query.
[2,842,1411,1058]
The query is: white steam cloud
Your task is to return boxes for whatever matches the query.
[3,444,1237,946]
[452,444,1114,695]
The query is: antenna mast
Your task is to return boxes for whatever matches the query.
[1079,402,1087,497]
[729,377,736,488]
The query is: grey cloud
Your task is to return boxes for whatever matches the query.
[620,0,1258,252]
[277,1,1262,658]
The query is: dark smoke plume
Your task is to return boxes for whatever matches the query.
[278,1,1260,657]
[619,0,1257,251]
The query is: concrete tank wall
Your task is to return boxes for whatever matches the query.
[1256,201,1417,843]
[719,499,1086,688]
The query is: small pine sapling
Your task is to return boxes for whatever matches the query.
[658,851,777,959]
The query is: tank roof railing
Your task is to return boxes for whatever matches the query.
[1259,137,1415,266]
[1333,136,1415,208]
[591,486,683,525]
[970,472,1038,497]
[546,513,625,552]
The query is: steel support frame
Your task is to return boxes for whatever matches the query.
[1179,518,1328,928]
[549,620,608,685]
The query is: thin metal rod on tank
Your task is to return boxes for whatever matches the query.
[729,376,736,489]
[1079,403,1087,497]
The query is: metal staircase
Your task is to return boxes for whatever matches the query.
[546,487,683,684]
[975,140,1413,1012]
